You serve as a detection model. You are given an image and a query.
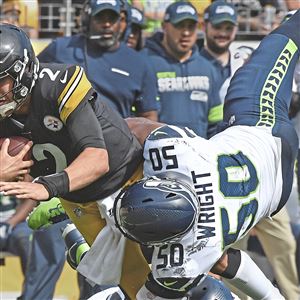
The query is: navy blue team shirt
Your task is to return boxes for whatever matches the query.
[200,48,231,87]
[142,32,223,138]
[38,34,158,118]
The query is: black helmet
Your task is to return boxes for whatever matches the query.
[114,177,198,246]
[0,24,38,119]
[186,276,234,300]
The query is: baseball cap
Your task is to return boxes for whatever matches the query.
[204,1,237,25]
[90,0,121,16]
[164,2,198,25]
[130,7,146,28]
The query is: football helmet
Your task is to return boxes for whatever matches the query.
[114,177,198,246]
[0,24,39,119]
[186,276,234,300]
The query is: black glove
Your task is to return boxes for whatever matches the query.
[0,222,13,250]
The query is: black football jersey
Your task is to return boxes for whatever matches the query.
[0,63,142,203]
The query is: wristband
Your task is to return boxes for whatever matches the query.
[34,171,70,199]
[220,248,241,279]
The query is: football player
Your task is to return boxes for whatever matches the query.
[0,23,150,299]
[1,9,300,299]
[114,9,300,300]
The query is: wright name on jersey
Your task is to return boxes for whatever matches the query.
[143,124,282,285]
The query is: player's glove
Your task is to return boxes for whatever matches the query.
[62,223,90,270]
[27,197,69,230]
[0,222,13,250]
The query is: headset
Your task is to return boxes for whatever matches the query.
[80,0,91,36]
[80,0,129,38]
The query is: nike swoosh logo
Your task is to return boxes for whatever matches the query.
[60,71,68,83]
[164,280,177,287]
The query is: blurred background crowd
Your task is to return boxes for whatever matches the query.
[0,0,300,39]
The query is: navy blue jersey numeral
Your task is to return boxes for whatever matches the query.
[218,151,258,198]
[221,199,258,248]
[218,152,259,248]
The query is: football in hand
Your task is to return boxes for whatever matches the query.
[0,136,32,160]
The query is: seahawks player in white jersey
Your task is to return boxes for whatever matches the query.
[114,9,300,300]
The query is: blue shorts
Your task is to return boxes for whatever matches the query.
[224,33,299,213]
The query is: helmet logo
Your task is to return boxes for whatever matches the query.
[43,115,63,132]
[143,178,189,196]
[14,61,23,73]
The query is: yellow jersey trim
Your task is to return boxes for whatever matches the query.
[58,66,92,124]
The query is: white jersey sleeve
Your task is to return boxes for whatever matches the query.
[143,125,282,291]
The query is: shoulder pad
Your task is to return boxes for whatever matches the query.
[148,126,197,141]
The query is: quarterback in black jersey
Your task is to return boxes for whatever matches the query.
[0,62,142,203]
[0,24,142,202]
[0,24,150,298]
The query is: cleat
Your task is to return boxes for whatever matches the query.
[27,197,69,230]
